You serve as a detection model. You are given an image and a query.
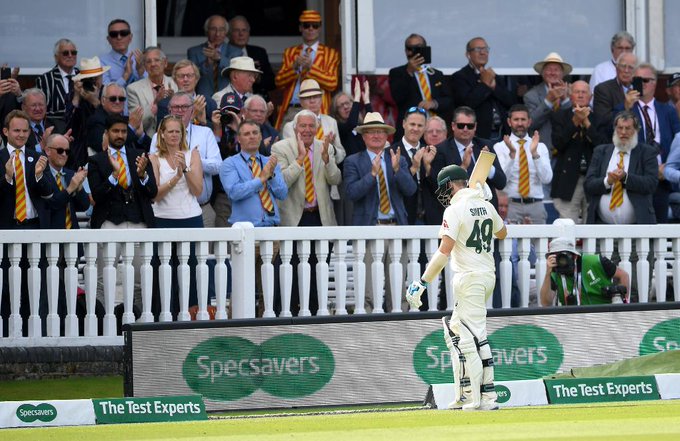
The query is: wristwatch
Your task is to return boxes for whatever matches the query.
[183,165,191,174]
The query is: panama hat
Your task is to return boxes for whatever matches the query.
[298,79,323,99]
[220,56,262,77]
[355,112,395,135]
[72,56,110,81]
[533,52,572,75]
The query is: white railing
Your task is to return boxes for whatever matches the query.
[0,223,679,347]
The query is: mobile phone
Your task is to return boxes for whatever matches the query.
[0,67,11,80]
[632,76,643,94]
[412,46,432,65]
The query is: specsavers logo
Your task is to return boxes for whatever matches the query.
[639,318,680,355]
[412,330,451,384]
[489,325,563,380]
[182,334,334,401]
[16,403,57,423]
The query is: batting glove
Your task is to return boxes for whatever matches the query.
[406,279,427,309]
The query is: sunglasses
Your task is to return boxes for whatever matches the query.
[455,123,476,130]
[49,147,70,155]
[105,96,126,102]
[302,23,320,29]
[467,46,490,54]
[108,29,131,39]
[406,106,427,115]
[61,50,78,57]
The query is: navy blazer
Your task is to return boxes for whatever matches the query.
[629,101,680,161]
[343,150,417,226]
[0,147,53,229]
[187,43,242,98]
[41,167,90,229]
[227,43,276,98]
[584,142,658,224]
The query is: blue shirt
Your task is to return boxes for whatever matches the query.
[219,151,288,226]
[100,49,145,88]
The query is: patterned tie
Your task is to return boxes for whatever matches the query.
[56,172,72,229]
[14,151,27,222]
[303,150,315,203]
[315,122,324,140]
[552,101,560,111]
[609,152,625,211]
[416,69,433,116]
[377,160,391,215]
[641,105,655,145]
[121,54,128,64]
[517,139,530,198]
[250,157,274,212]
[116,151,129,189]
[34,124,44,143]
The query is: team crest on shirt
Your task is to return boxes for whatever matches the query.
[442,219,449,228]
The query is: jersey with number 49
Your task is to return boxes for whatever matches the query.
[438,188,504,273]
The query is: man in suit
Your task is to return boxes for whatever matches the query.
[0,70,22,141]
[156,59,217,128]
[551,81,608,223]
[213,56,261,108]
[88,114,157,307]
[271,110,342,315]
[243,95,279,155]
[585,111,658,224]
[127,47,178,137]
[0,110,52,337]
[388,33,452,141]
[21,88,67,152]
[227,15,276,101]
[593,52,637,130]
[35,39,80,121]
[187,15,242,99]
[274,10,340,130]
[616,63,680,222]
[450,37,515,143]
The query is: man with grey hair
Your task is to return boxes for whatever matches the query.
[585,111,658,224]
[127,46,178,137]
[21,88,67,151]
[593,52,638,129]
[243,95,279,154]
[227,15,276,100]
[187,15,242,98]
[590,31,636,93]
[35,38,80,120]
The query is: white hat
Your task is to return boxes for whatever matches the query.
[298,79,323,98]
[533,52,572,75]
[355,112,395,135]
[547,237,580,256]
[72,56,110,81]
[220,56,262,77]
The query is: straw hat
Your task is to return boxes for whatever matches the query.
[72,56,110,81]
[298,79,323,99]
[533,52,572,75]
[220,56,262,77]
[355,112,395,135]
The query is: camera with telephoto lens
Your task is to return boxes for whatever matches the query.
[602,284,627,303]
[219,107,237,126]
[554,251,575,275]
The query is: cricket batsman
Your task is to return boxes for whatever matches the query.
[406,162,507,411]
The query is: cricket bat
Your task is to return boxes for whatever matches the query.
[468,151,496,189]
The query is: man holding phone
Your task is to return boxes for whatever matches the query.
[593,52,637,129]
[389,33,452,140]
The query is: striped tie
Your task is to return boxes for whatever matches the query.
[116,152,129,189]
[517,139,530,198]
[315,122,324,140]
[609,152,625,210]
[416,70,433,116]
[377,161,390,215]
[14,151,27,222]
[56,172,72,229]
[303,150,315,203]
[250,157,274,212]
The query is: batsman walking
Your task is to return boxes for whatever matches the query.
[407,161,507,411]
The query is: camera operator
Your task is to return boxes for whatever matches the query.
[540,237,630,306]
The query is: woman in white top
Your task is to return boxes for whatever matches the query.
[149,116,204,316]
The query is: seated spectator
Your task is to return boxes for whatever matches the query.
[667,73,680,120]
[36,39,80,120]
[157,59,217,127]
[100,19,145,88]
[423,115,447,147]
[331,77,371,157]
[21,88,67,152]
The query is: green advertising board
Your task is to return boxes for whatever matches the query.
[545,376,659,404]
[92,396,206,424]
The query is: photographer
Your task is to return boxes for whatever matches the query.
[540,237,630,306]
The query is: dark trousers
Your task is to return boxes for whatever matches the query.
[286,210,322,316]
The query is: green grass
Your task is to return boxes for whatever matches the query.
[3,400,680,440]
[0,375,123,401]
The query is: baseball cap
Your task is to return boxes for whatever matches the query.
[220,92,242,112]
[668,73,680,88]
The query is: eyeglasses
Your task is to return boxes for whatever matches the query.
[208,27,227,33]
[61,50,78,57]
[302,23,320,29]
[455,123,476,130]
[108,29,131,39]
[640,77,656,83]
[105,96,126,102]
[176,73,196,79]
[617,63,635,71]
[49,147,70,155]
[406,106,427,115]
[467,46,490,53]
[169,104,193,111]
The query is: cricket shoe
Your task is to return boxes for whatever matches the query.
[462,397,499,411]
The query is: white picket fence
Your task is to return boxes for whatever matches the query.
[0,223,678,347]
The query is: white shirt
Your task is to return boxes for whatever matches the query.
[6,144,39,220]
[598,147,636,224]
[589,59,617,93]
[150,123,222,204]
[58,67,75,94]
[402,137,420,182]
[494,134,552,199]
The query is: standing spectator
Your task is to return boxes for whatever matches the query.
[21,88,67,152]
[388,33,452,140]
[589,31,636,93]
[35,39,80,121]
[213,56,261,107]
[666,73,680,119]
[187,15,241,99]
[494,104,552,224]
[423,116,448,147]
[157,59,217,127]
[127,47,178,137]
[585,111,658,224]
[551,81,608,223]
[100,19,145,88]
[0,66,21,135]
[274,10,339,129]
[450,37,515,142]
[227,16,276,100]
[593,52,637,129]
[331,78,372,157]
[391,107,427,225]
